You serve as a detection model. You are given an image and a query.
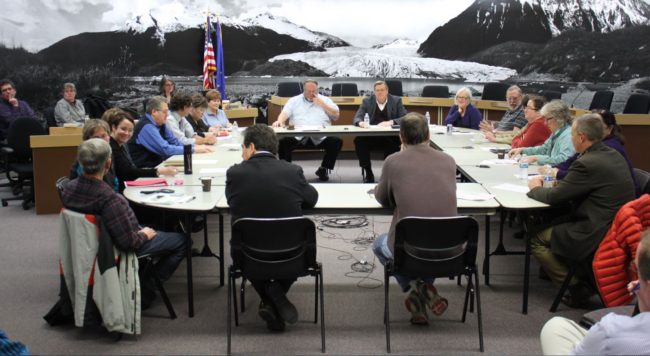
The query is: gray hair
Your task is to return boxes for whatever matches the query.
[63,82,76,91]
[507,85,522,96]
[574,114,605,143]
[455,87,473,103]
[78,138,112,175]
[540,100,572,127]
[400,112,430,145]
[146,96,168,114]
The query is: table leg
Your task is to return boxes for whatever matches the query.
[483,215,490,285]
[185,213,194,317]
[522,213,532,315]
[219,213,225,286]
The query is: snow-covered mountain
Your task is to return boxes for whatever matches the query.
[271,42,516,82]
[419,0,650,59]
[240,13,349,48]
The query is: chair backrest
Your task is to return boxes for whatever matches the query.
[421,85,450,98]
[393,216,479,278]
[276,82,303,97]
[542,90,562,102]
[56,176,70,203]
[231,217,317,280]
[6,117,46,161]
[623,93,650,114]
[331,83,358,96]
[481,82,510,101]
[589,91,614,111]
[44,106,57,128]
[384,80,403,97]
[82,94,111,119]
[634,168,650,195]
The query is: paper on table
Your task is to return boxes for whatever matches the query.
[480,159,518,165]
[492,183,530,193]
[199,167,228,174]
[193,160,218,165]
[479,146,505,152]
[456,190,495,201]
[220,143,241,148]
[452,131,475,135]
[296,125,322,131]
[144,194,195,205]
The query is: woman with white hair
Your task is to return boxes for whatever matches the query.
[443,87,482,130]
[54,82,86,126]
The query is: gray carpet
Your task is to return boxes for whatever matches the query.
[0,155,591,355]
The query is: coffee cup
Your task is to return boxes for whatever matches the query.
[200,177,212,192]
[497,150,505,159]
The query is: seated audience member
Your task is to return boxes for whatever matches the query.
[105,109,177,192]
[443,87,481,130]
[225,124,318,332]
[509,100,575,166]
[62,138,186,308]
[373,112,457,325]
[202,89,231,128]
[352,80,406,183]
[128,96,213,168]
[527,114,635,307]
[540,229,650,355]
[159,77,175,103]
[272,79,342,181]
[480,85,527,134]
[187,93,218,138]
[486,95,550,148]
[69,119,118,192]
[54,82,86,126]
[545,110,640,197]
[0,78,36,141]
[166,93,216,146]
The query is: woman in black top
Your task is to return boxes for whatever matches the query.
[106,109,177,192]
[186,93,215,137]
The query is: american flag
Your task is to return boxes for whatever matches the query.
[203,17,216,90]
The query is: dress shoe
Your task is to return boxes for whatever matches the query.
[266,282,298,324]
[315,167,329,182]
[362,167,375,183]
[258,301,285,332]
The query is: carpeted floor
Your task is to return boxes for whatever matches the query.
[0,154,593,355]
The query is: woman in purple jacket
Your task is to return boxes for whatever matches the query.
[443,87,482,130]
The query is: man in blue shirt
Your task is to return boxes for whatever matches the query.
[0,78,36,142]
[128,96,213,168]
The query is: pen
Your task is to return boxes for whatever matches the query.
[476,165,490,168]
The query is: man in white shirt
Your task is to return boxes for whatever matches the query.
[540,229,650,355]
[271,79,341,181]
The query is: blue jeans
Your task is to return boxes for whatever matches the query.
[372,233,434,292]
[137,231,187,282]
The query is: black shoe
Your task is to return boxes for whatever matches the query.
[562,283,594,309]
[191,216,205,233]
[538,267,551,281]
[141,285,157,310]
[266,282,298,324]
[362,167,375,183]
[315,167,329,182]
[258,302,286,332]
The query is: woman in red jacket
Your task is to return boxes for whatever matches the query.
[510,95,551,148]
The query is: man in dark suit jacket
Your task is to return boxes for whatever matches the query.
[352,80,407,183]
[527,114,635,307]
[225,124,318,332]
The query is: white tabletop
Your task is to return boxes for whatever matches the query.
[123,185,220,212]
[274,125,399,137]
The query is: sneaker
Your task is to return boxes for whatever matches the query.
[416,281,449,316]
[258,301,285,332]
[315,167,329,182]
[266,282,298,324]
[404,290,428,325]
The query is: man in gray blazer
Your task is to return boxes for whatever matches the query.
[527,114,635,307]
[372,113,457,325]
[352,80,407,183]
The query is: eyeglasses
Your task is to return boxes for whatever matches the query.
[544,116,555,122]
[457,96,469,100]
[507,96,521,101]
[524,106,538,111]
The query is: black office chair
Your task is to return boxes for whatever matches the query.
[44,106,57,128]
[1,117,46,209]
[542,90,562,102]
[331,83,358,96]
[276,82,303,97]
[588,91,614,111]
[385,80,403,97]
[622,93,650,114]
[227,217,325,355]
[421,85,450,98]
[633,168,650,195]
[481,83,511,101]
[384,216,483,353]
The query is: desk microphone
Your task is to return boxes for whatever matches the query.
[569,86,587,108]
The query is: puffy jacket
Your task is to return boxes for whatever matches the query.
[593,194,650,307]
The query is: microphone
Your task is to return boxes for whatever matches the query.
[569,86,587,108]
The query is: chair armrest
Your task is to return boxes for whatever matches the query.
[1,146,14,156]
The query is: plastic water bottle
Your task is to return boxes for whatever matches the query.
[363,113,370,127]
[425,111,431,125]
[542,165,555,188]
[231,121,240,139]
[519,154,529,180]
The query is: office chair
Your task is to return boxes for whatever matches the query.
[383,216,483,353]
[542,90,562,102]
[331,83,358,96]
[1,117,46,209]
[588,91,614,111]
[44,106,57,128]
[276,82,303,97]
[633,168,650,195]
[227,217,324,355]
[481,83,511,101]
[384,80,403,97]
[421,85,450,98]
[622,93,650,114]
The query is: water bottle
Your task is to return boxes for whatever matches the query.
[542,165,555,188]
[425,111,431,125]
[231,121,240,140]
[183,144,193,175]
[363,113,370,127]
[519,154,528,180]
